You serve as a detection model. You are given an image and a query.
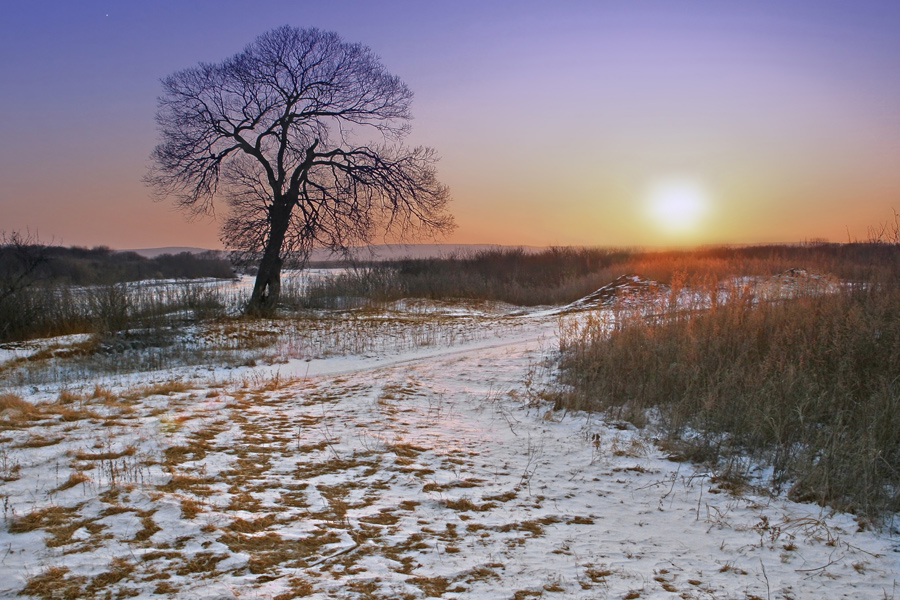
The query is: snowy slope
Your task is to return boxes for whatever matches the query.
[0,289,896,599]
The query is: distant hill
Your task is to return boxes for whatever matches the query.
[308,244,545,262]
[6,245,237,284]
[126,244,546,263]
[126,246,221,258]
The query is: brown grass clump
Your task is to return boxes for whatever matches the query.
[567,515,594,525]
[423,478,484,493]
[441,498,496,512]
[159,473,218,496]
[9,502,103,549]
[584,565,614,581]
[164,441,210,465]
[20,566,88,600]
[295,455,378,481]
[397,500,420,511]
[388,441,428,459]
[86,557,134,593]
[463,565,500,584]
[90,384,117,403]
[407,575,450,597]
[132,510,161,542]
[54,471,90,492]
[180,497,203,519]
[154,581,179,594]
[273,577,315,599]
[219,530,341,571]
[0,392,41,418]
[498,516,559,537]
[18,434,65,448]
[56,389,82,404]
[74,445,135,461]
[483,490,517,503]
[8,504,82,534]
[123,380,190,401]
[227,513,278,533]
[174,552,227,576]
[51,406,102,422]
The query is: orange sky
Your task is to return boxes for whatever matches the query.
[2,1,900,250]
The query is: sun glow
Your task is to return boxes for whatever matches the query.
[645,179,710,236]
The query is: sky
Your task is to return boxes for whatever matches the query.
[2,1,900,250]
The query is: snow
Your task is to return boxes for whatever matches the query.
[0,286,897,599]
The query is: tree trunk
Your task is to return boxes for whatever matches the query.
[246,204,291,315]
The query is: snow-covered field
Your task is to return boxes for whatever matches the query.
[0,289,897,599]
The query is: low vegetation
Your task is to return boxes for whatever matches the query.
[301,241,900,307]
[4,232,900,523]
[1,242,234,286]
[555,270,900,522]
[0,238,235,342]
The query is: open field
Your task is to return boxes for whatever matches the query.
[1,269,898,599]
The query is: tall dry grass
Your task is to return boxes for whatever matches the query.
[302,243,900,307]
[0,280,234,343]
[555,274,900,521]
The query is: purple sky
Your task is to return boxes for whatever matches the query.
[2,1,900,249]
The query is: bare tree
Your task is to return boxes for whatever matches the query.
[0,231,49,341]
[0,231,47,305]
[147,26,453,313]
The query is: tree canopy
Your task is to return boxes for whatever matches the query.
[147,26,453,312]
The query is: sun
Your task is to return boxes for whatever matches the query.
[645,178,709,235]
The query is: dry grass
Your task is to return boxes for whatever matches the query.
[227,513,279,533]
[441,497,496,512]
[56,389,82,404]
[273,577,316,599]
[9,503,107,549]
[74,445,135,461]
[1,392,41,415]
[219,530,341,571]
[406,575,450,597]
[159,473,218,496]
[17,434,65,448]
[132,510,161,542]
[173,552,227,576]
[123,380,190,400]
[294,455,378,480]
[8,504,83,534]
[86,557,135,593]
[89,384,117,403]
[303,243,900,307]
[556,271,900,521]
[180,497,203,519]
[54,471,90,492]
[20,566,88,600]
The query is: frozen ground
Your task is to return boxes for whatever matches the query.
[0,292,897,599]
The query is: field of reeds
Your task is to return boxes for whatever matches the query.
[554,265,900,523]
[302,242,900,307]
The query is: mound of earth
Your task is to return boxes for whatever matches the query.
[565,274,668,311]
[761,268,840,298]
